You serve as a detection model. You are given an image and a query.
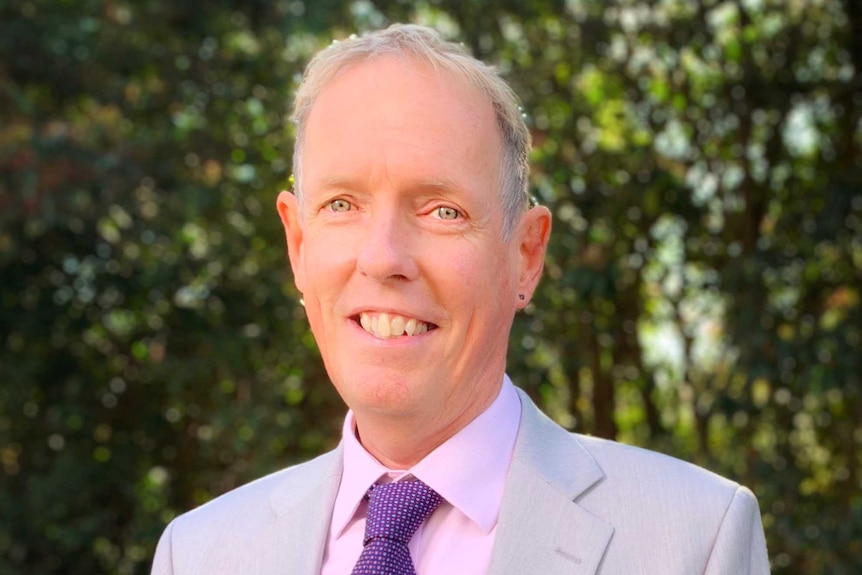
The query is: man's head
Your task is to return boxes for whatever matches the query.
[290,24,531,239]
[277,24,551,466]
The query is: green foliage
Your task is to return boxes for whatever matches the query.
[1,0,859,573]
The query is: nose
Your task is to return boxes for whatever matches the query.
[356,209,418,282]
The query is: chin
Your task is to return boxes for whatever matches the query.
[337,371,426,414]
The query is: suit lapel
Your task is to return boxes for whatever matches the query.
[488,390,614,575]
[265,447,344,575]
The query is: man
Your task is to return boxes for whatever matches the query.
[152,24,769,574]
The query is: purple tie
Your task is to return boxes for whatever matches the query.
[351,480,444,575]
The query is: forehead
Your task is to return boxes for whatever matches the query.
[308,54,496,131]
[300,55,503,192]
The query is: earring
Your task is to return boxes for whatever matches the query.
[518,294,525,301]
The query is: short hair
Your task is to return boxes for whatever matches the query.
[290,23,531,239]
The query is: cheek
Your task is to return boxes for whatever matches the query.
[446,247,516,309]
[300,285,325,328]
[302,238,355,290]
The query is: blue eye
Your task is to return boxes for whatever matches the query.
[435,206,460,220]
[328,199,352,212]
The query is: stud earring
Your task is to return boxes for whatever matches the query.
[518,294,525,301]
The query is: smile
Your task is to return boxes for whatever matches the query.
[357,312,436,339]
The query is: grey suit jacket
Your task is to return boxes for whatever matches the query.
[152,389,769,574]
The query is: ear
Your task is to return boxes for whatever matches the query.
[276,190,306,293]
[515,205,552,308]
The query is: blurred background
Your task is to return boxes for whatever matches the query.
[1,0,860,573]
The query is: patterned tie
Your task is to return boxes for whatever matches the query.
[351,480,444,575]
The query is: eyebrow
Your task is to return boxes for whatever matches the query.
[318,176,463,195]
[313,177,362,193]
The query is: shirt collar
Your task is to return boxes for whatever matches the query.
[330,375,521,537]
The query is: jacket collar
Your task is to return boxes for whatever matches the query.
[488,389,614,575]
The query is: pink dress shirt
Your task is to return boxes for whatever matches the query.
[320,375,522,575]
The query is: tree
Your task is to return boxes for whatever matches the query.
[1,0,858,573]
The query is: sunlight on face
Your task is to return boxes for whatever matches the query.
[281,55,525,438]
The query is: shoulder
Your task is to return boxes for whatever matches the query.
[570,434,768,572]
[573,432,747,520]
[575,433,740,496]
[511,392,768,573]
[156,448,341,564]
[574,434,760,546]
[151,448,342,574]
[515,388,743,505]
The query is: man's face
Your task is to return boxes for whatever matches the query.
[278,56,547,438]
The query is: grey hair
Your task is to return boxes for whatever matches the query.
[290,23,531,239]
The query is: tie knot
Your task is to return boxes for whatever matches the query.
[364,480,443,546]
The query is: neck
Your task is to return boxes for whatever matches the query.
[353,383,502,469]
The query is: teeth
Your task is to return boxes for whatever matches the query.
[391,315,405,336]
[378,313,391,337]
[358,312,429,339]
